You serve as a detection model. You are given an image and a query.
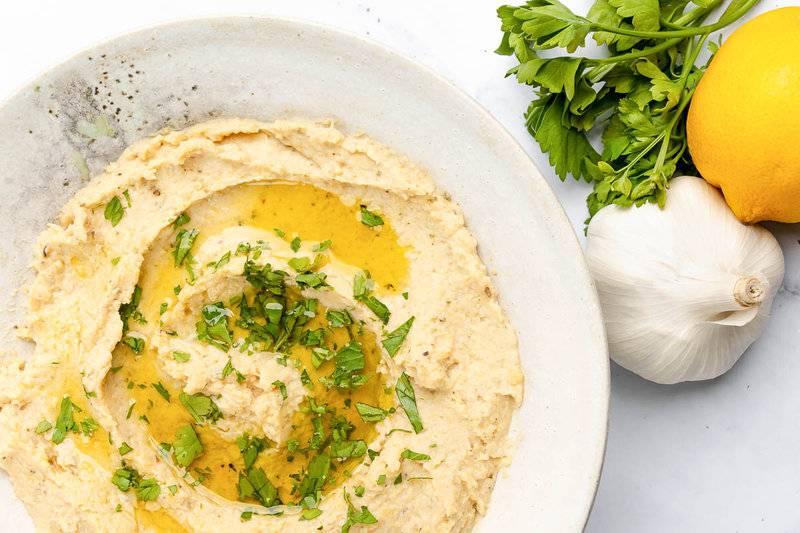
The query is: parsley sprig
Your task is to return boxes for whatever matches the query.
[497,0,759,219]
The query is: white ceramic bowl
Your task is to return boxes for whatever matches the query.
[0,17,609,532]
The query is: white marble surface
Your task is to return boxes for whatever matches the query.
[1,1,797,531]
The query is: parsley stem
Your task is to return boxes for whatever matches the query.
[589,0,759,40]
[590,38,680,65]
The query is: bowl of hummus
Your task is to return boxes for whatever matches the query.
[0,17,609,532]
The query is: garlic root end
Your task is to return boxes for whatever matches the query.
[734,276,767,307]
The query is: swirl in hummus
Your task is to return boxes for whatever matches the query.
[0,119,523,532]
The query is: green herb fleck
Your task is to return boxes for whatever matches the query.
[104,196,124,226]
[360,206,384,227]
[396,372,423,433]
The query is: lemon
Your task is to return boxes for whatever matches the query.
[687,7,800,223]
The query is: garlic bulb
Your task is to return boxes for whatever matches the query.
[585,176,784,384]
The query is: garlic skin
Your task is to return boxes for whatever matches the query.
[585,176,785,384]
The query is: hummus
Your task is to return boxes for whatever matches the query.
[0,118,523,532]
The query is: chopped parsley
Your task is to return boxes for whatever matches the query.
[238,467,279,507]
[288,256,311,273]
[272,380,288,400]
[172,228,198,266]
[104,196,124,226]
[173,351,190,362]
[80,417,100,437]
[355,403,388,423]
[341,489,378,532]
[179,392,223,424]
[136,478,161,501]
[359,206,384,227]
[122,334,145,354]
[381,316,414,357]
[52,396,79,444]
[320,341,367,390]
[173,425,203,468]
[196,302,233,351]
[400,449,431,461]
[151,382,171,402]
[118,442,133,456]
[295,272,329,289]
[209,251,231,272]
[34,420,52,434]
[353,273,390,324]
[172,212,190,228]
[111,464,161,502]
[396,373,423,433]
[313,240,332,252]
[290,236,302,252]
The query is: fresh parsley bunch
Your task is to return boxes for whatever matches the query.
[497,0,759,219]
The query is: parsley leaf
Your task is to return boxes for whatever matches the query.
[52,396,78,444]
[355,402,388,423]
[381,316,414,357]
[353,274,390,324]
[196,302,233,351]
[173,228,198,266]
[238,468,279,507]
[118,442,133,456]
[342,489,378,532]
[151,382,170,402]
[400,449,431,461]
[173,425,203,468]
[272,380,288,400]
[360,206,384,227]
[395,373,423,433]
[136,478,161,501]
[497,0,759,219]
[179,392,223,424]
[104,196,124,226]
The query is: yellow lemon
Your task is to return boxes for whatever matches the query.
[687,7,800,223]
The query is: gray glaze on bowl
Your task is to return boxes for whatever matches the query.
[0,17,608,532]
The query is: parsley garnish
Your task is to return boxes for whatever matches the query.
[341,489,378,532]
[352,274,390,324]
[173,228,198,266]
[395,372,423,433]
[80,417,99,437]
[359,206,384,227]
[290,236,302,252]
[288,256,311,272]
[104,196,124,226]
[381,316,414,357]
[173,351,190,362]
[320,341,368,390]
[34,420,52,434]
[313,240,332,252]
[151,382,170,402]
[122,334,145,354]
[210,251,231,271]
[196,302,233,351]
[111,464,161,501]
[136,478,161,501]
[52,396,78,444]
[272,380,288,400]
[355,402,388,423]
[296,272,329,289]
[118,442,133,456]
[172,212,190,228]
[173,425,203,468]
[400,449,431,461]
[238,468,279,507]
[179,392,222,424]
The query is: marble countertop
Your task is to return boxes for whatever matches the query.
[1,1,797,531]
